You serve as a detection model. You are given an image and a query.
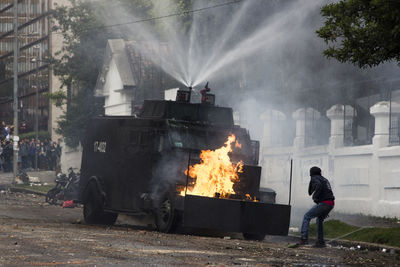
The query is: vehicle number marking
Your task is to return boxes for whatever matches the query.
[94,141,107,153]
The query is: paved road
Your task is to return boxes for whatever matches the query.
[0,192,399,266]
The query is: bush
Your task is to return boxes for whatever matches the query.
[19,131,51,141]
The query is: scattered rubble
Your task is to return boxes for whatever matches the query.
[0,192,398,266]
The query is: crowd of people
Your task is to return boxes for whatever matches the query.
[0,121,62,172]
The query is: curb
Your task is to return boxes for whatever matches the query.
[328,239,400,254]
[288,234,399,254]
[9,186,47,196]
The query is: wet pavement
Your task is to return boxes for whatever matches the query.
[0,171,399,266]
[0,192,399,266]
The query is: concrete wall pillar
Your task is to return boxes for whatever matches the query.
[292,108,306,149]
[292,108,320,149]
[370,101,390,148]
[326,104,354,148]
[260,109,286,148]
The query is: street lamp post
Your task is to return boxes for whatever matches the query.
[12,0,19,180]
[31,56,39,170]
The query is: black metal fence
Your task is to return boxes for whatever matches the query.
[304,108,330,147]
[389,87,400,146]
[389,114,400,145]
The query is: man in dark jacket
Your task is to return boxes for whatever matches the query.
[19,139,29,169]
[299,166,335,247]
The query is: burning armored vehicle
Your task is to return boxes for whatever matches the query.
[79,86,290,240]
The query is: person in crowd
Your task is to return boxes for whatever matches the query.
[2,140,13,172]
[0,136,63,172]
[0,140,4,171]
[55,139,62,174]
[49,142,57,171]
[1,121,6,139]
[17,140,22,170]
[29,139,36,169]
[19,139,29,169]
[37,141,46,170]
[298,166,335,248]
[2,121,9,141]
[8,125,13,140]
[45,140,52,170]
[19,121,27,134]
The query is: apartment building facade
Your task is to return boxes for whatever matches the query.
[0,0,67,138]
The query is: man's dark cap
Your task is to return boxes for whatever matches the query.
[310,166,321,176]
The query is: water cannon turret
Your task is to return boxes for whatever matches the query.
[176,86,192,103]
[201,81,215,105]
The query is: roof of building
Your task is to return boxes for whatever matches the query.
[109,39,136,88]
[95,39,176,98]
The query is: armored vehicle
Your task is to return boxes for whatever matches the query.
[79,89,290,240]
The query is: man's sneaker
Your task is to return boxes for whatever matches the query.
[313,241,326,248]
[297,238,308,245]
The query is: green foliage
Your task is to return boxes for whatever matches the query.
[309,219,400,247]
[55,89,104,147]
[50,0,192,147]
[309,219,359,238]
[19,131,51,141]
[50,0,112,147]
[317,0,400,68]
[44,90,67,107]
[50,0,152,147]
[347,227,400,247]
[13,184,54,194]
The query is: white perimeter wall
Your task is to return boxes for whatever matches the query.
[261,102,400,218]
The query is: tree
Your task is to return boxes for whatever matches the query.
[50,0,153,147]
[50,0,196,147]
[317,0,400,68]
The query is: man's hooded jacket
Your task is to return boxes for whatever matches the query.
[308,167,335,203]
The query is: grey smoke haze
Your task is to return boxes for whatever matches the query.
[91,0,399,141]
[88,0,400,224]
[94,0,328,87]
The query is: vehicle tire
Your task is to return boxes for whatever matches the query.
[155,194,176,233]
[101,212,118,225]
[45,188,61,205]
[83,182,118,225]
[242,233,266,241]
[83,185,102,224]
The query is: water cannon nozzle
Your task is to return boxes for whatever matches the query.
[201,81,215,105]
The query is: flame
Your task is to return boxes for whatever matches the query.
[245,193,257,201]
[182,134,243,198]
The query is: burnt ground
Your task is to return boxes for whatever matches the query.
[0,192,399,266]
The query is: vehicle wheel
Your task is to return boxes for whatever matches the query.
[101,212,118,225]
[83,185,102,224]
[83,183,118,225]
[242,233,266,241]
[155,194,176,233]
[45,188,61,205]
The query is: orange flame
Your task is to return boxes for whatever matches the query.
[182,134,243,198]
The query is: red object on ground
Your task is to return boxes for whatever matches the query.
[62,200,76,208]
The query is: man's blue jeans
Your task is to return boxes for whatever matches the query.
[301,203,333,243]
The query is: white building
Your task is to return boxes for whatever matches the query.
[61,39,179,171]
[94,39,178,116]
